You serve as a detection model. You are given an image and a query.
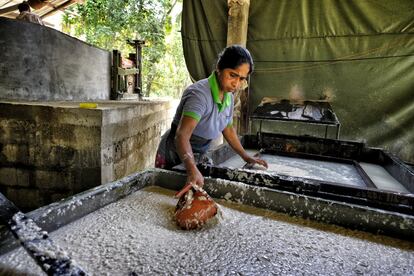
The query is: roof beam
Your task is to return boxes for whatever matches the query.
[0,3,19,16]
[40,0,77,18]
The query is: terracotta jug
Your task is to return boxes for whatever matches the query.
[174,188,218,230]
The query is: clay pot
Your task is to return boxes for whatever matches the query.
[174,189,218,230]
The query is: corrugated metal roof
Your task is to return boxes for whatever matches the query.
[0,0,79,19]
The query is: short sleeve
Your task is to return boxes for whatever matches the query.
[182,90,207,122]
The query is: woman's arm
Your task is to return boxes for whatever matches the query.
[175,116,205,189]
[222,126,268,167]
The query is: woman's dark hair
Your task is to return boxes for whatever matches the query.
[18,2,30,12]
[216,45,254,74]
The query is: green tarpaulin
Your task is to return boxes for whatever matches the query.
[182,0,414,163]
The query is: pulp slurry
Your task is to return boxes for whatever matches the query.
[219,152,366,187]
[359,162,410,193]
[1,186,413,275]
[218,151,409,193]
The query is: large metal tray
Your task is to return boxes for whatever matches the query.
[198,133,414,216]
[1,168,413,259]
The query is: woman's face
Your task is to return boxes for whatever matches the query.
[218,63,250,93]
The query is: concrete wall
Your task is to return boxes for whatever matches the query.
[100,101,173,183]
[0,17,111,101]
[0,100,173,211]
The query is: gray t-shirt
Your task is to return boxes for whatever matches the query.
[172,77,234,140]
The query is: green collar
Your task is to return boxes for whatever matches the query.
[208,71,231,112]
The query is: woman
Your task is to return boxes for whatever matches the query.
[155,45,268,195]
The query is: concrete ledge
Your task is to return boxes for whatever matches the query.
[0,100,173,210]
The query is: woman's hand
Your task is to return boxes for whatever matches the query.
[222,127,268,169]
[175,167,204,198]
[187,166,204,187]
[243,155,268,169]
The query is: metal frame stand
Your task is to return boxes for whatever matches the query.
[111,40,145,100]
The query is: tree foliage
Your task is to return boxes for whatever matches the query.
[150,22,191,98]
[62,0,189,97]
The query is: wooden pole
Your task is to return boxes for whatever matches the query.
[227,0,250,135]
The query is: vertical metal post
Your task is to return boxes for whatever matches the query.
[336,124,341,140]
[127,39,145,98]
[136,41,144,97]
[111,50,120,100]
